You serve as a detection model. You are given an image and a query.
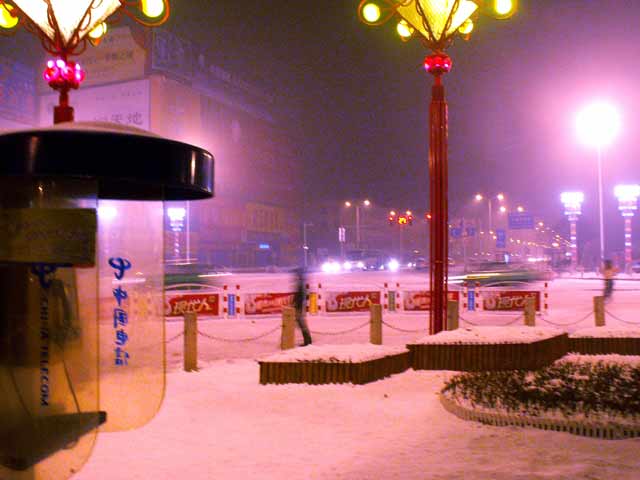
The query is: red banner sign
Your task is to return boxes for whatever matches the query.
[482,291,540,311]
[326,291,381,313]
[403,291,460,311]
[245,293,295,315]
[166,293,220,317]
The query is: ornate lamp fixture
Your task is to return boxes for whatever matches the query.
[358,0,516,334]
[0,0,169,123]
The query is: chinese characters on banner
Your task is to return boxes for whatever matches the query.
[109,257,132,366]
[165,293,220,317]
[244,293,295,315]
[482,291,541,312]
[326,291,381,313]
[403,291,460,311]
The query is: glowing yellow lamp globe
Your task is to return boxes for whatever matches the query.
[362,2,381,23]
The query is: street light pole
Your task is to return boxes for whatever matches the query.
[358,0,516,335]
[597,145,605,263]
[426,53,450,335]
[303,222,313,268]
[356,205,361,249]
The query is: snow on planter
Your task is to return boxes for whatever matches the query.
[569,327,640,355]
[408,326,569,371]
[258,344,410,385]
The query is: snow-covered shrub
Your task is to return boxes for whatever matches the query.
[441,355,640,418]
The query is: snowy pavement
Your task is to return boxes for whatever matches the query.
[74,276,640,479]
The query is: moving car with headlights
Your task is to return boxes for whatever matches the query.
[323,250,400,273]
[458,261,553,286]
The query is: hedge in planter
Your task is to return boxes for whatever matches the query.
[441,354,640,432]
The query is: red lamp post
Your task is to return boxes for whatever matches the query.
[0,0,170,124]
[358,0,516,334]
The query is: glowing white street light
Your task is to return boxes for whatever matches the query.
[345,199,371,249]
[561,191,584,271]
[614,184,640,271]
[576,101,621,263]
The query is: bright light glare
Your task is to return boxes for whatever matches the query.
[576,102,621,148]
[458,18,473,35]
[494,0,514,16]
[142,0,165,18]
[516,206,524,212]
[474,194,483,201]
[497,193,505,201]
[499,206,507,213]
[88,22,107,39]
[614,184,640,201]
[561,191,584,206]
[396,20,413,38]
[98,205,117,221]
[343,261,352,271]
[387,259,400,272]
[363,199,371,206]
[322,261,341,274]
[362,3,381,23]
[167,207,186,222]
[0,4,18,29]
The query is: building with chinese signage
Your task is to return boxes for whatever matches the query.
[8,25,303,269]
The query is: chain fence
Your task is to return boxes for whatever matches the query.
[197,325,281,343]
[539,311,593,327]
[605,310,640,326]
[310,320,370,336]
[381,319,427,333]
[459,313,524,327]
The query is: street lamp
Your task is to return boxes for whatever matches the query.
[345,199,371,250]
[0,0,169,124]
[359,0,516,334]
[474,192,505,233]
[576,101,621,263]
[561,191,584,271]
[614,184,640,272]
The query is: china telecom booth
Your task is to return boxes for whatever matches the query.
[0,122,213,479]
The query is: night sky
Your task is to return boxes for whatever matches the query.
[24,0,640,256]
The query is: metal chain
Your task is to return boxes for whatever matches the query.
[381,319,427,333]
[197,325,280,343]
[459,314,523,327]
[166,331,184,344]
[605,309,640,325]
[540,311,593,327]
[310,320,370,336]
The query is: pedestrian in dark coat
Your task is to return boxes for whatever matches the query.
[293,267,312,346]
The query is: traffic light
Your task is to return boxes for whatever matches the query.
[405,210,413,226]
[388,210,396,226]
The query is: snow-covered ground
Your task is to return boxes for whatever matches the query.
[75,274,640,479]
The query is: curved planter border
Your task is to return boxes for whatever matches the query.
[439,393,640,440]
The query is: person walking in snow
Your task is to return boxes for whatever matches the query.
[293,267,312,346]
[602,259,617,301]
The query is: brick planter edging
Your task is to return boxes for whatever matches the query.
[439,393,640,440]
[569,337,640,355]
[259,351,410,385]
[407,333,569,371]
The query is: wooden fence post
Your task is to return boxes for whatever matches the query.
[593,296,605,326]
[184,312,198,372]
[446,300,459,330]
[370,303,382,345]
[281,306,296,350]
[524,297,536,326]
